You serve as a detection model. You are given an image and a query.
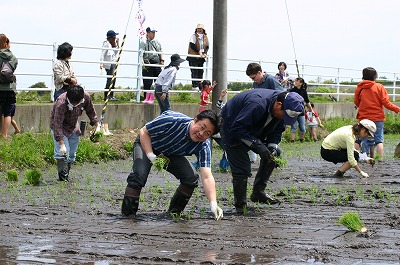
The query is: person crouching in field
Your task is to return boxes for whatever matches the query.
[50,85,98,181]
[121,110,223,220]
[320,119,376,178]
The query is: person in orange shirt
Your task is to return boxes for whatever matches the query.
[354,67,400,158]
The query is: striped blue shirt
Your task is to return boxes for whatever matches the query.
[146,111,212,167]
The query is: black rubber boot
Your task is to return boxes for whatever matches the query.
[168,184,194,215]
[57,159,69,181]
[121,186,141,216]
[232,177,248,214]
[250,159,279,204]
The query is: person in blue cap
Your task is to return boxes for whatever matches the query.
[100,30,119,101]
[220,89,304,214]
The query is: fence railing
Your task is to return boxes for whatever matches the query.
[12,41,400,102]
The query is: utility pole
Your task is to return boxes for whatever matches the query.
[212,0,227,111]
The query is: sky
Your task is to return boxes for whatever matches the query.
[2,0,400,89]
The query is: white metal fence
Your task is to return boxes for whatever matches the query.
[12,41,400,102]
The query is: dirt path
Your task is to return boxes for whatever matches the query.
[0,138,399,264]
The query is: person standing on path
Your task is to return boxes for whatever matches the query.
[53,42,77,101]
[0,33,18,138]
[121,110,223,220]
[221,89,304,214]
[354,67,400,158]
[100,30,119,101]
[140,27,164,104]
[187,24,209,91]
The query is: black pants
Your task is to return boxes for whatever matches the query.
[104,65,116,100]
[188,58,205,88]
[142,65,162,96]
[126,137,199,190]
[320,146,359,164]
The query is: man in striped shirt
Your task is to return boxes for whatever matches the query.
[121,110,223,220]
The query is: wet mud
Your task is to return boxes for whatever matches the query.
[1,139,400,264]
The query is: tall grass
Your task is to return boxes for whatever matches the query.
[0,132,121,170]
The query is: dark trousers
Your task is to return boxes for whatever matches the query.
[104,65,116,100]
[126,138,199,190]
[54,86,67,101]
[188,58,205,88]
[154,85,170,114]
[320,147,360,164]
[142,65,162,96]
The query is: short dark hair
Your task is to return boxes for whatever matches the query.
[195,110,220,134]
[278,62,287,70]
[57,42,73,60]
[362,67,377,81]
[246,63,262,76]
[66,85,84,103]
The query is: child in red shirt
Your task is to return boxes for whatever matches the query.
[199,80,217,112]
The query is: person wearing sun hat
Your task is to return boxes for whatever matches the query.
[139,26,164,104]
[220,89,304,214]
[187,23,209,91]
[153,53,185,114]
[321,119,376,178]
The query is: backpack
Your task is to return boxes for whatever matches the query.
[0,60,16,83]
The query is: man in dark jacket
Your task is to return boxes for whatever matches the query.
[221,89,304,213]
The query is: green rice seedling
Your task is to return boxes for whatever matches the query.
[273,157,287,167]
[90,131,103,143]
[6,169,18,182]
[338,212,367,232]
[25,169,42,185]
[153,155,169,176]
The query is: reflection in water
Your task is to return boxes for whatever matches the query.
[17,238,56,264]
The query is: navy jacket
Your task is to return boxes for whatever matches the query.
[221,89,285,147]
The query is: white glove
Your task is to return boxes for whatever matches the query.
[360,171,369,178]
[59,144,67,157]
[146,152,157,163]
[210,201,223,220]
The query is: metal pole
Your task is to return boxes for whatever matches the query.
[212,0,227,111]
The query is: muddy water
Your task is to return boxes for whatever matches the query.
[1,139,400,264]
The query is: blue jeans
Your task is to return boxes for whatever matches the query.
[361,121,384,154]
[291,115,306,133]
[52,130,80,162]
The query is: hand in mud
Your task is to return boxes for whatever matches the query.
[360,171,369,178]
[210,201,223,220]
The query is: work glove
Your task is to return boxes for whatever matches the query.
[360,171,369,178]
[249,139,273,160]
[59,144,67,157]
[146,152,157,163]
[210,201,223,220]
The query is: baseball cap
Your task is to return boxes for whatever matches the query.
[106,30,119,38]
[359,119,376,137]
[283,92,305,125]
[146,27,157,33]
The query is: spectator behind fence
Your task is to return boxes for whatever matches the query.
[140,27,164,104]
[187,24,209,91]
[53,42,77,101]
[0,33,18,138]
[274,61,291,89]
[100,30,119,101]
